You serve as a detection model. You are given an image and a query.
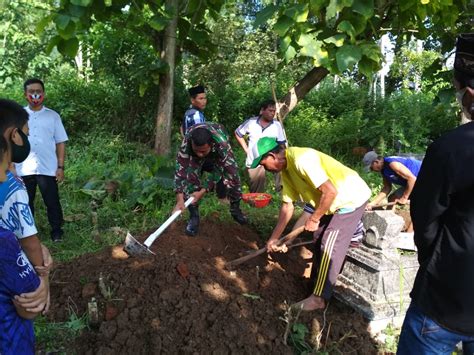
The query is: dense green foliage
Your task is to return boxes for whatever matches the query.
[255,0,472,77]
[284,80,457,160]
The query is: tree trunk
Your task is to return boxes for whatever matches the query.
[277,66,329,120]
[154,0,178,155]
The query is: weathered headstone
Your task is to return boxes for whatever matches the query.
[334,210,419,334]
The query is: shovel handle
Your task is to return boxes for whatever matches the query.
[225,226,305,269]
[143,197,194,248]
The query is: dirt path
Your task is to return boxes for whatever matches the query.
[45,220,379,354]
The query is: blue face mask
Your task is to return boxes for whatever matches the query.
[11,129,31,163]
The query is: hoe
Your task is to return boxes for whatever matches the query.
[124,197,194,257]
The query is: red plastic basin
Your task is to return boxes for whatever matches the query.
[242,193,272,208]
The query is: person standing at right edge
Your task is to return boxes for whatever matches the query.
[397,33,474,354]
[16,78,68,242]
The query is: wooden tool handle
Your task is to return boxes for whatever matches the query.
[225,226,305,269]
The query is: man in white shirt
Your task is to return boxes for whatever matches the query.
[234,100,286,192]
[16,78,68,242]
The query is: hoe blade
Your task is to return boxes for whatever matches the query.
[123,233,155,257]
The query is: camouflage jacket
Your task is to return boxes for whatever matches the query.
[174,123,242,197]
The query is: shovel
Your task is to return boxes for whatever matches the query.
[124,197,194,257]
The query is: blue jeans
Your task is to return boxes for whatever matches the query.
[397,303,474,355]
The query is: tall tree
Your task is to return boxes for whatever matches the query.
[43,0,224,155]
[155,0,178,154]
[254,0,473,120]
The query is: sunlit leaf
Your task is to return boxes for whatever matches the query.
[323,34,346,47]
[284,4,309,22]
[326,0,353,22]
[280,35,292,52]
[297,33,324,58]
[284,45,297,62]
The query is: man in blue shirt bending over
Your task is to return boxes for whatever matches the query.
[362,151,421,209]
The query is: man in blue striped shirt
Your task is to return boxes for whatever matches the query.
[180,85,207,137]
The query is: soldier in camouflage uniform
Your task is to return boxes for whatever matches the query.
[173,122,248,236]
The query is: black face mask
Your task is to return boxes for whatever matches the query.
[11,129,31,163]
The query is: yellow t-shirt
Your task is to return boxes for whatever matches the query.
[281,147,371,213]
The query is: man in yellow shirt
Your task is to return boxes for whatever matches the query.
[251,137,371,311]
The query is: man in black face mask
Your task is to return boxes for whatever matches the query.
[15,78,69,242]
[397,33,474,354]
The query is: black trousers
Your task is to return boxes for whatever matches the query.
[22,175,64,239]
[201,159,227,199]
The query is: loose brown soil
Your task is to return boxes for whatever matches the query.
[46,219,379,354]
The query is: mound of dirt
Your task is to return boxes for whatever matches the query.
[46,219,378,354]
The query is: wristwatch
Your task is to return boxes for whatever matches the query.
[58,166,64,170]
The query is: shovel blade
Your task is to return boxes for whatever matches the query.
[123,233,155,257]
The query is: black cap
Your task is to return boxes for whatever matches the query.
[454,33,474,88]
[188,85,205,97]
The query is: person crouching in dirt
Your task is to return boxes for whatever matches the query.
[362,151,421,209]
[173,123,248,236]
[250,137,371,311]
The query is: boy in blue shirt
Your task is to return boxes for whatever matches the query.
[0,99,51,315]
[0,133,41,354]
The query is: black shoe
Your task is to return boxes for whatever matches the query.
[230,202,248,225]
[185,205,200,237]
[52,234,63,243]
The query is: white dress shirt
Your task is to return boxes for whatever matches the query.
[16,106,68,177]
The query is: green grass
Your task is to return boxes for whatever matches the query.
[35,312,88,353]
